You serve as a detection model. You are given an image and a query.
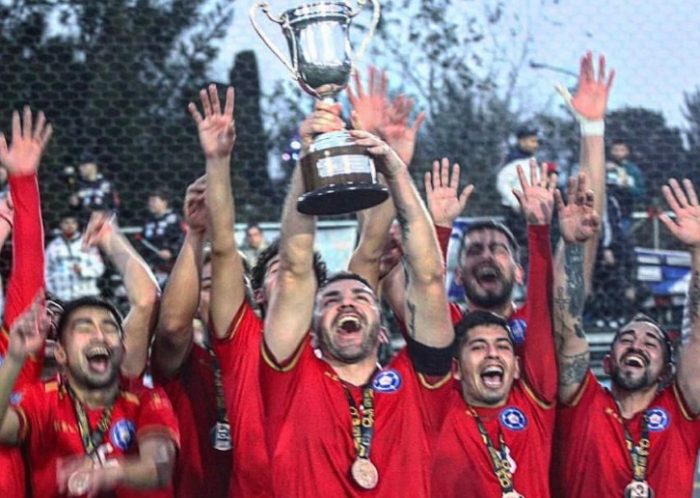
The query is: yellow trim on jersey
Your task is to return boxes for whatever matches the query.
[121,391,140,405]
[565,372,590,408]
[261,340,305,373]
[672,382,698,421]
[521,379,554,410]
[418,371,452,390]
[220,302,248,343]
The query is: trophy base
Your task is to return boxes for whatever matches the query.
[298,183,388,215]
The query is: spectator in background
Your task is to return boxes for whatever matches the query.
[240,222,268,266]
[68,156,119,221]
[45,213,105,301]
[606,139,646,233]
[141,186,184,284]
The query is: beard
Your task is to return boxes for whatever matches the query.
[610,363,654,392]
[319,321,381,364]
[463,271,515,309]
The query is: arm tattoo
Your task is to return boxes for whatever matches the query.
[407,299,417,338]
[690,270,700,322]
[558,351,590,387]
[395,207,410,243]
[564,244,585,318]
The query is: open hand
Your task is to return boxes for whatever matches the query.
[424,158,473,227]
[382,95,425,166]
[555,52,615,122]
[555,172,600,244]
[348,66,388,135]
[513,160,556,225]
[0,106,53,176]
[659,178,700,247]
[83,211,117,250]
[188,85,236,160]
[8,295,49,363]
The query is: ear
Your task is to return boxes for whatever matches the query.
[513,355,522,380]
[514,263,524,286]
[452,358,462,381]
[603,354,613,375]
[54,342,68,367]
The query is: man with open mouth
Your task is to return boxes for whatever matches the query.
[551,178,700,498]
[0,296,180,497]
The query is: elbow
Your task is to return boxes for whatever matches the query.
[132,287,160,312]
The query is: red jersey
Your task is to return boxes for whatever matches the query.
[260,340,452,498]
[152,345,233,498]
[212,301,272,497]
[552,371,700,498]
[15,378,180,498]
[0,173,46,498]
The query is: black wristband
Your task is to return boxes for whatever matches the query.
[405,334,454,376]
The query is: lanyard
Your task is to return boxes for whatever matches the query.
[623,413,651,482]
[202,343,230,425]
[468,407,515,493]
[343,384,375,460]
[65,383,117,456]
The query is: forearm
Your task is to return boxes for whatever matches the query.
[104,233,159,309]
[554,240,590,400]
[98,452,174,491]
[579,134,605,296]
[349,192,395,291]
[278,164,316,277]
[205,157,236,252]
[0,355,23,442]
[677,247,700,411]
[5,174,44,328]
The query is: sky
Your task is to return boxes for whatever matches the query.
[211,0,700,129]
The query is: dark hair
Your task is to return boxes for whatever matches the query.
[613,313,675,366]
[454,310,514,356]
[55,296,124,342]
[246,222,262,233]
[149,186,172,205]
[611,139,629,147]
[459,220,520,262]
[250,238,327,291]
[319,271,373,293]
[516,126,538,139]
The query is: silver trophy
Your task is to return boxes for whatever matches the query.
[250,0,387,215]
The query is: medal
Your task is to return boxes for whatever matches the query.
[210,421,232,451]
[351,458,379,490]
[624,481,654,498]
[502,491,524,498]
[67,469,92,496]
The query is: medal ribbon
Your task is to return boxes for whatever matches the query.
[65,383,117,456]
[343,385,375,460]
[468,407,516,493]
[203,344,230,426]
[623,413,651,483]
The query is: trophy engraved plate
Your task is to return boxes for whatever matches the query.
[251,0,388,215]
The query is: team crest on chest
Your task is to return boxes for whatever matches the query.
[110,420,136,451]
[10,392,22,406]
[646,407,670,432]
[508,319,527,345]
[500,407,528,431]
[372,369,402,393]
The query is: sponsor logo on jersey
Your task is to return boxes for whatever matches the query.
[500,406,528,431]
[110,420,136,451]
[372,369,402,393]
[646,407,670,432]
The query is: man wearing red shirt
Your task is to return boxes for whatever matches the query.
[260,103,454,498]
[0,297,179,497]
[0,106,52,497]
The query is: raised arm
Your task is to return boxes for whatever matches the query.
[153,177,207,376]
[264,103,344,361]
[658,179,700,413]
[188,85,245,340]
[556,52,614,296]
[0,107,52,328]
[553,173,601,403]
[350,130,452,347]
[83,212,159,379]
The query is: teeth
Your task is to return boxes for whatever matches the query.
[86,346,110,359]
[482,366,504,376]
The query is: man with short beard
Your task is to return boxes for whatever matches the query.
[260,102,454,497]
[0,297,180,497]
[551,179,700,498]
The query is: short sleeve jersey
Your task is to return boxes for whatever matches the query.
[152,345,233,498]
[552,371,700,498]
[212,301,272,497]
[259,340,452,498]
[431,381,555,498]
[15,379,181,498]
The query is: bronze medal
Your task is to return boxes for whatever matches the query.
[624,480,654,498]
[351,458,379,490]
[67,469,92,496]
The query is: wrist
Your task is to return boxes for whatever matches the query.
[5,351,28,369]
[579,119,605,136]
[205,156,231,167]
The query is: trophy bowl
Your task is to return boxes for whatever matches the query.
[251,0,388,215]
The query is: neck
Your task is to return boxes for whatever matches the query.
[611,383,658,419]
[325,354,379,386]
[468,300,515,319]
[66,376,120,409]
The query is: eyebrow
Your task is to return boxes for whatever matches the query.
[617,329,664,343]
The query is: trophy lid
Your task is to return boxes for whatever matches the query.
[282,1,352,26]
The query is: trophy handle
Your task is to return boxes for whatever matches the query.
[249,1,299,80]
[350,0,381,62]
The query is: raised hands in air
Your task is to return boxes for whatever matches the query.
[0,106,53,176]
[424,158,474,228]
[189,85,236,160]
